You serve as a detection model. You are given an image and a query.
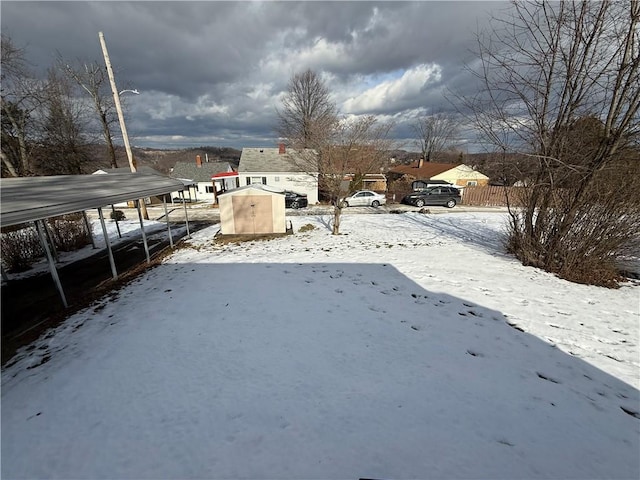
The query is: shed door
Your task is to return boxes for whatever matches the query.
[232,195,273,234]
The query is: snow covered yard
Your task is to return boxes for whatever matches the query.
[2,211,639,479]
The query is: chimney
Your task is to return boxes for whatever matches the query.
[418,157,424,168]
[279,143,286,154]
[196,155,202,168]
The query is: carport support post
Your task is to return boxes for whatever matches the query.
[135,200,151,263]
[1,265,9,283]
[43,220,59,262]
[181,198,191,239]
[35,220,68,308]
[97,207,118,280]
[163,198,174,249]
[82,211,98,249]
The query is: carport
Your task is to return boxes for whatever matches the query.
[0,173,189,308]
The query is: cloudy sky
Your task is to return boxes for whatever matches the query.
[2,1,506,151]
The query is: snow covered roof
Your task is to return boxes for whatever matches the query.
[238,147,318,174]
[0,173,185,227]
[170,161,233,182]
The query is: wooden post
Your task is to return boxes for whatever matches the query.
[99,31,148,220]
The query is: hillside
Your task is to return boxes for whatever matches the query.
[83,145,242,175]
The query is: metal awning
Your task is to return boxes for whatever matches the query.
[0,173,191,310]
[211,171,239,179]
[0,173,185,227]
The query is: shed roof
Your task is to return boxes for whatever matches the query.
[238,147,318,174]
[0,173,185,227]
[217,184,285,197]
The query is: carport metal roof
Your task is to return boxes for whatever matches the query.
[1,173,191,311]
[0,173,185,227]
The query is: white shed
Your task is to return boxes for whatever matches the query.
[218,185,286,235]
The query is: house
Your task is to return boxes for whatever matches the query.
[217,185,286,235]
[343,173,388,193]
[238,144,318,204]
[387,159,490,187]
[169,156,237,202]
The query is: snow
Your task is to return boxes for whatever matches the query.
[2,211,639,479]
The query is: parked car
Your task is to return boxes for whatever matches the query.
[402,186,461,208]
[340,190,387,208]
[284,190,308,209]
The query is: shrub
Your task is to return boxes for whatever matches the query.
[1,224,43,273]
[1,214,92,273]
[110,210,126,221]
[298,224,316,232]
[46,213,92,252]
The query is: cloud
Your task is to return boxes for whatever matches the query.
[341,64,443,114]
[1,1,504,151]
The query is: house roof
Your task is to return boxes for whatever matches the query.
[0,173,185,227]
[238,148,317,174]
[388,162,461,178]
[170,161,233,182]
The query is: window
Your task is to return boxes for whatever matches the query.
[274,176,280,182]
[466,181,478,186]
[205,186,214,193]
[248,176,267,185]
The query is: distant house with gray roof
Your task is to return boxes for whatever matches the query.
[169,156,237,202]
[238,144,318,204]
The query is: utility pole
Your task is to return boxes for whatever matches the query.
[99,31,149,219]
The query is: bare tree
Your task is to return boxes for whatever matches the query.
[37,66,91,175]
[61,58,119,168]
[467,0,640,286]
[412,111,459,162]
[276,69,337,148]
[320,115,395,234]
[277,70,394,234]
[0,35,47,176]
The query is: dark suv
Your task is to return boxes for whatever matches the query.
[284,191,308,209]
[402,186,461,208]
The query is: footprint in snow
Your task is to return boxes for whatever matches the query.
[496,438,514,447]
[466,349,484,357]
[620,406,640,419]
[506,321,525,332]
[368,306,386,313]
[536,372,561,384]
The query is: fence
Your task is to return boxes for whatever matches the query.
[461,186,524,207]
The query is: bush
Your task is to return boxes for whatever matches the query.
[47,213,92,252]
[298,224,316,233]
[0,224,43,273]
[110,210,126,221]
[1,214,92,272]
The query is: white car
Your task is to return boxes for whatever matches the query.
[340,190,387,208]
